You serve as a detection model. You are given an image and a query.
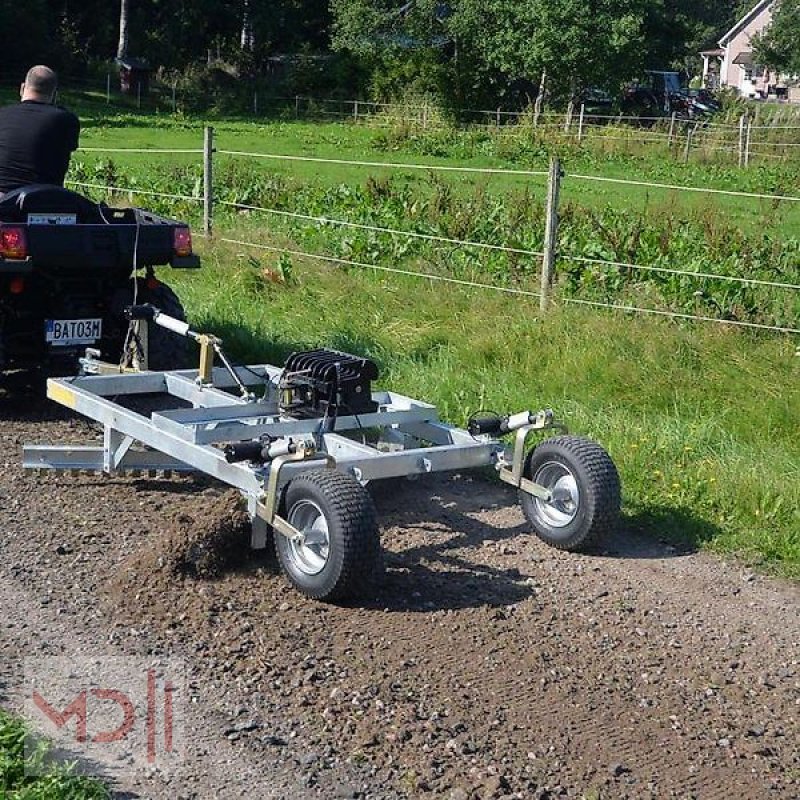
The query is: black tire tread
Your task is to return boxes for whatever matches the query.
[520,435,620,552]
[134,281,189,370]
[276,469,381,602]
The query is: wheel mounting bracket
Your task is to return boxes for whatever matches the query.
[496,411,567,502]
[256,445,336,541]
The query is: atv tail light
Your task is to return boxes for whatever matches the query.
[0,226,28,259]
[9,277,25,294]
[173,227,193,257]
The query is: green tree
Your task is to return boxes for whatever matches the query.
[331,0,651,106]
[452,0,648,101]
[643,0,750,74]
[753,0,800,74]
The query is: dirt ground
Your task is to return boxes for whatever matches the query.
[0,391,798,800]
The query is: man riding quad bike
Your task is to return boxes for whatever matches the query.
[0,66,197,379]
[0,183,198,376]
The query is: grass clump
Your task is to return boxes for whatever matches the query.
[0,710,109,799]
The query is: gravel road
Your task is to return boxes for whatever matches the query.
[1,392,797,799]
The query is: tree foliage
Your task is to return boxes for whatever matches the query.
[0,0,768,105]
[753,0,800,75]
[329,0,754,105]
[0,0,331,79]
[451,0,649,99]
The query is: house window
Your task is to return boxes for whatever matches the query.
[743,66,753,81]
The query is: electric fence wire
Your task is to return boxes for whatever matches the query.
[217,200,799,292]
[217,237,800,335]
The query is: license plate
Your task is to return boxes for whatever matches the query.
[27,213,77,225]
[45,318,102,346]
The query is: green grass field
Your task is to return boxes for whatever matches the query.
[161,233,800,578]
[69,112,800,236]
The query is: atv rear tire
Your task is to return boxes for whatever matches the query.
[107,279,190,371]
[134,281,190,370]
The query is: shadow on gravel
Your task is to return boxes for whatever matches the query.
[0,378,65,421]
[363,476,535,612]
[605,505,723,559]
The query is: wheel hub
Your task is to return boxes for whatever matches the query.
[287,499,330,575]
[532,461,580,528]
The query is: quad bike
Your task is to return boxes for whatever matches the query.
[0,184,198,378]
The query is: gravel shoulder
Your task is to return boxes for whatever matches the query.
[1,393,798,799]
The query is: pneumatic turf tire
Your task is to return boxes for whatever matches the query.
[519,435,620,552]
[275,470,382,602]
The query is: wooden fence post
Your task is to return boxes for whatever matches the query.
[738,114,747,167]
[106,73,111,105]
[668,112,677,147]
[203,126,214,238]
[172,82,177,113]
[354,100,359,122]
[136,82,141,110]
[540,157,562,314]
[295,95,300,119]
[253,91,258,115]
[577,103,586,143]
[744,119,752,167]
[683,124,696,164]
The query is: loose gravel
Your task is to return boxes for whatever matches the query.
[1,391,797,799]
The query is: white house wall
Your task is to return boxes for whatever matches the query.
[720,3,773,95]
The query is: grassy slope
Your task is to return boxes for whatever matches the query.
[162,238,800,577]
[64,100,800,577]
[70,116,800,235]
[20,80,788,238]
[0,88,796,574]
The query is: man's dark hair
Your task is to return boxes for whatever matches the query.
[24,66,58,99]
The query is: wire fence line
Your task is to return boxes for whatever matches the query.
[219,237,545,299]
[567,172,800,202]
[66,180,202,202]
[561,255,800,291]
[216,200,546,258]
[214,147,800,202]
[77,147,203,154]
[561,297,800,334]
[216,150,551,178]
[219,198,799,292]
[218,237,800,335]
[71,135,800,336]
[69,138,800,202]
[60,175,800,294]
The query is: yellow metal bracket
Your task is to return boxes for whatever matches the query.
[255,444,336,541]
[196,334,219,385]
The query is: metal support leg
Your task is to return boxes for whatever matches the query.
[103,427,134,473]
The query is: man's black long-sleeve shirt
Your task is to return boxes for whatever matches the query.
[0,100,80,193]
